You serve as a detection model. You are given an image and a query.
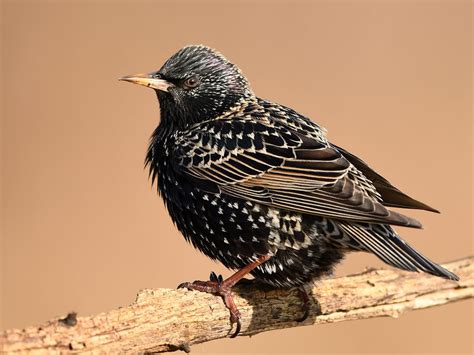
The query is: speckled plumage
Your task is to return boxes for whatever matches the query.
[127,45,458,290]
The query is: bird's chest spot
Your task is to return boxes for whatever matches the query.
[170,190,273,266]
[265,209,313,251]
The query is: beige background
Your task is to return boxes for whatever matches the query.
[1,0,472,353]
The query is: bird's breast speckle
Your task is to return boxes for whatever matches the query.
[155,162,343,287]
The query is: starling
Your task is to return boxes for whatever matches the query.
[120,45,458,336]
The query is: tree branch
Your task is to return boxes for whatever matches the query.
[1,257,472,353]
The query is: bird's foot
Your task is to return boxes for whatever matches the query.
[296,287,311,322]
[176,255,272,338]
[178,271,241,338]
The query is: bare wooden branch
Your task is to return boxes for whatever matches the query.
[1,257,472,353]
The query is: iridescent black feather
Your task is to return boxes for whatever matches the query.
[143,45,458,285]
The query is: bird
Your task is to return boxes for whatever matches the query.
[120,45,458,337]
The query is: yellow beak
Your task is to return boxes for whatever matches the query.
[119,73,173,92]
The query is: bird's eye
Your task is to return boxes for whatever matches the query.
[183,76,200,89]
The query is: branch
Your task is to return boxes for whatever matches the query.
[1,257,472,353]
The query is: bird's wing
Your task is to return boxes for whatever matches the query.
[173,103,422,228]
[331,144,439,213]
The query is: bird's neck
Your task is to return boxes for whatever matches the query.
[157,91,255,130]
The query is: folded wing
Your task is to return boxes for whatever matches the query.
[173,105,423,228]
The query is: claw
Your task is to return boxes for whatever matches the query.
[175,255,272,338]
[230,318,241,338]
[296,287,310,322]
[177,282,190,289]
[177,278,243,337]
[297,305,310,323]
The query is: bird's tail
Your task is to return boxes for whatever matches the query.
[336,222,459,281]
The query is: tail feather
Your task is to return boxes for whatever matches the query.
[337,222,459,281]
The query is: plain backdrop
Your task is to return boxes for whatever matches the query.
[1,1,472,354]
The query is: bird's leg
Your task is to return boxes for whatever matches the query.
[177,254,271,337]
[296,287,311,322]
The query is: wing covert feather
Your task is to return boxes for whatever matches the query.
[173,102,422,228]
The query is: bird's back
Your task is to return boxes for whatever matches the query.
[146,97,458,284]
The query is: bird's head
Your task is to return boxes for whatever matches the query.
[120,45,254,129]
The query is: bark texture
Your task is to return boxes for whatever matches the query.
[1,257,472,354]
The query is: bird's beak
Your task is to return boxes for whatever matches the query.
[119,73,173,92]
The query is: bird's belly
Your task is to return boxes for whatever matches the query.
[167,188,272,269]
[162,179,345,288]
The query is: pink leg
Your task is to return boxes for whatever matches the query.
[178,255,271,337]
